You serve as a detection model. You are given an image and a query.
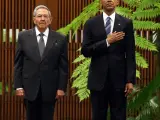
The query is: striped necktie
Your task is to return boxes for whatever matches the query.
[105,17,111,35]
[38,33,45,57]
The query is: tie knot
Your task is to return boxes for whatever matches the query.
[39,33,44,37]
[106,17,111,21]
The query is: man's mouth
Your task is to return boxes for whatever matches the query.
[105,3,113,6]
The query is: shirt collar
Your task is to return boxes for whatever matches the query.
[103,11,116,22]
[35,26,49,37]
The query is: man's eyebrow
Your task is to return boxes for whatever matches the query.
[36,14,49,15]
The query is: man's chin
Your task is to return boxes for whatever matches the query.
[105,7,115,12]
[39,26,47,29]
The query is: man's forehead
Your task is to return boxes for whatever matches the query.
[36,8,48,13]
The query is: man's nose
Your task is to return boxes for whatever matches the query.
[41,16,45,20]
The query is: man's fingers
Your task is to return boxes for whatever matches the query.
[111,32,125,41]
[125,83,134,97]
[55,94,64,99]
[125,89,129,97]
[114,32,125,36]
[115,33,125,38]
[125,88,133,97]
[125,92,128,97]
[116,36,124,41]
[129,88,133,93]
[16,93,24,96]
[55,90,65,99]
[116,34,125,40]
[16,89,24,96]
[124,86,127,92]
[124,85,128,97]
[55,95,59,99]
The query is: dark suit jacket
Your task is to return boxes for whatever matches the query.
[14,28,68,102]
[81,13,136,91]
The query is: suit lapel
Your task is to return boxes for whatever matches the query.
[98,14,122,38]
[113,14,122,32]
[94,14,107,39]
[28,28,41,63]
[41,29,57,61]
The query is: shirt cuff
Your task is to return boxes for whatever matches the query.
[106,39,110,47]
[16,88,23,90]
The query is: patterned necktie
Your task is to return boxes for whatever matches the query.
[38,33,45,57]
[105,17,111,35]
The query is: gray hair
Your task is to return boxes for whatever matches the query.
[33,5,51,17]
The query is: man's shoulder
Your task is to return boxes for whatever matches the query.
[50,30,67,44]
[50,30,66,39]
[18,29,33,36]
[116,13,132,23]
[86,14,102,23]
[84,14,102,27]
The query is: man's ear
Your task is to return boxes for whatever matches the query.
[49,16,52,24]
[33,17,36,24]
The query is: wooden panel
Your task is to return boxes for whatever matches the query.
[35,0,47,6]
[57,0,93,29]
[0,0,35,120]
[47,0,58,30]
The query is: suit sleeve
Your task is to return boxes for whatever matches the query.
[58,37,68,92]
[14,33,24,89]
[81,20,108,57]
[125,20,136,84]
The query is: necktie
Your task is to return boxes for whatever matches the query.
[105,17,111,35]
[38,33,45,57]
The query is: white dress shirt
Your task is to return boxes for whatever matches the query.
[35,26,49,46]
[103,11,116,47]
[16,27,49,90]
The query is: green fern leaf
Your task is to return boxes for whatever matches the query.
[57,25,72,35]
[127,117,135,120]
[76,47,81,51]
[115,7,132,18]
[123,0,141,7]
[134,96,159,120]
[135,35,158,52]
[127,73,160,110]
[135,109,152,120]
[134,21,160,30]
[138,0,160,9]
[73,55,86,63]
[71,59,90,79]
[154,3,160,8]
[136,70,140,78]
[72,70,88,89]
[75,87,90,101]
[132,8,160,20]
[136,52,148,68]
[58,0,99,35]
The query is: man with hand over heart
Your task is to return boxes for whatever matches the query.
[81,0,136,120]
